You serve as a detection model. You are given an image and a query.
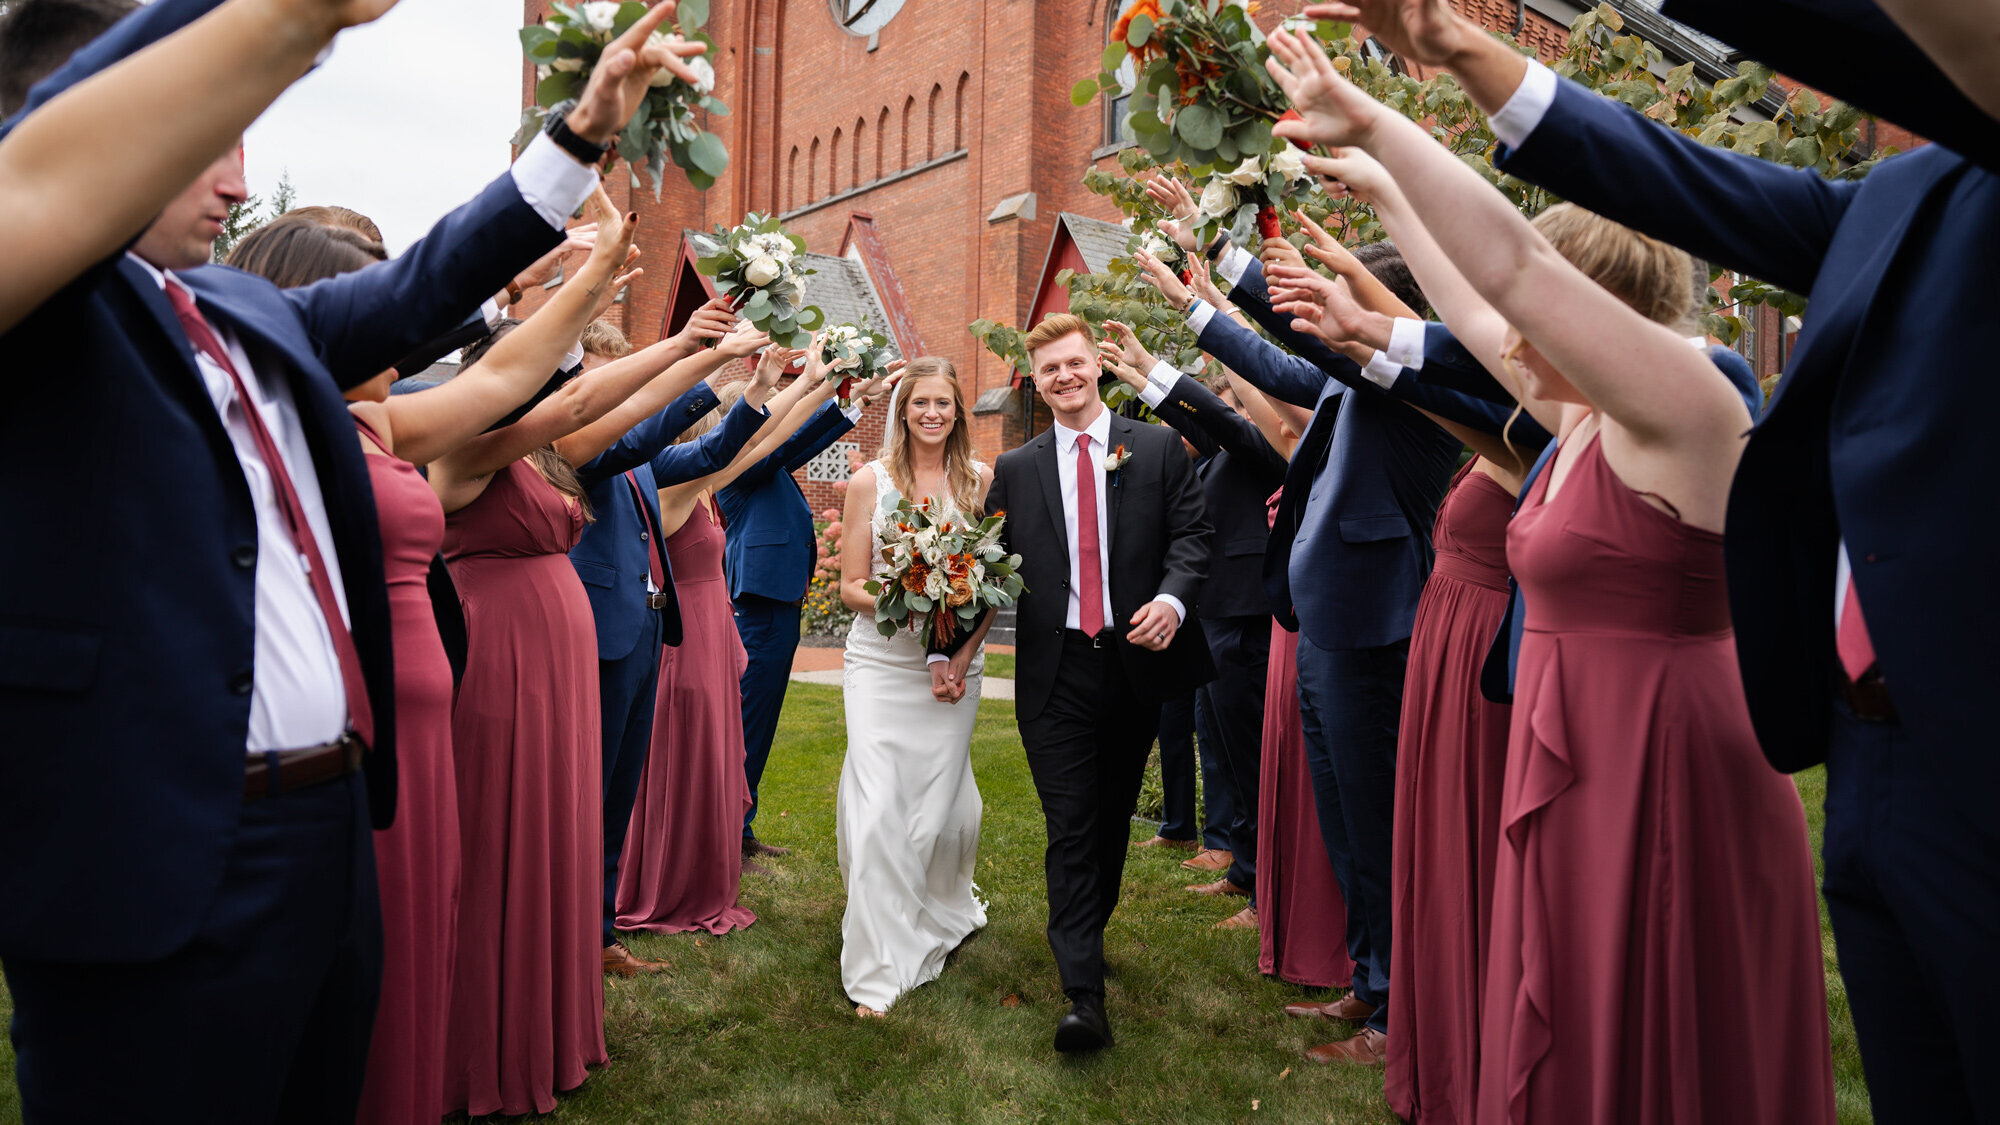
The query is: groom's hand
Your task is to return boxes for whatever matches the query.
[1129,600,1180,652]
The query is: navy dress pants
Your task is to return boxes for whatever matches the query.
[1156,692,1204,843]
[1200,614,1269,893]
[1293,634,1406,1034]
[733,593,800,841]
[4,773,382,1125]
[1823,697,2000,1124]
[598,607,665,944]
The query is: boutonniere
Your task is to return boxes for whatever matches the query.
[1102,443,1132,487]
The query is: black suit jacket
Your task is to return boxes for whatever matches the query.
[987,413,1217,722]
[1153,376,1284,620]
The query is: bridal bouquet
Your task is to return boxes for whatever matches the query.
[1189,142,1319,246]
[516,1,730,197]
[691,214,823,348]
[820,323,894,408]
[865,499,1026,652]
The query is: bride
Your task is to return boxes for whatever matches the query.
[835,357,995,1018]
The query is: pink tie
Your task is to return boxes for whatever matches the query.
[1837,575,1876,682]
[165,279,375,748]
[1075,435,1105,639]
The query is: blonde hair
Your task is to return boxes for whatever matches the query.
[1530,203,1695,332]
[281,204,384,244]
[579,319,632,359]
[1023,312,1094,365]
[879,357,981,517]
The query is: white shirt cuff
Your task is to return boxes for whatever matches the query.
[841,401,864,422]
[1154,594,1187,625]
[1386,317,1428,371]
[481,297,505,327]
[1360,351,1402,390]
[562,341,585,372]
[1216,245,1255,290]
[510,132,601,230]
[1185,298,1218,335]
[926,652,949,665]
[1489,60,1558,149]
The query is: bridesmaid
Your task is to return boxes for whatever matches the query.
[1271,30,1834,1123]
[617,341,891,935]
[222,196,641,1125]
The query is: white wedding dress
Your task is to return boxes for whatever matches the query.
[837,461,989,1012]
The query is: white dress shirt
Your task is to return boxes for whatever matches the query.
[134,132,597,752]
[1052,405,1190,631]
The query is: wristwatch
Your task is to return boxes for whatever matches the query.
[543,99,611,165]
[1204,231,1231,263]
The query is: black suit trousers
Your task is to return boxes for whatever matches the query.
[1199,615,1271,891]
[3,773,382,1125]
[1020,632,1161,1003]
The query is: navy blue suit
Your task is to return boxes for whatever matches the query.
[1497,65,2000,1122]
[570,384,767,944]
[0,3,567,1120]
[1151,374,1285,890]
[1200,258,1462,1032]
[715,401,856,841]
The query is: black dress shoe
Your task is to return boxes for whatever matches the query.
[1054,1000,1113,1053]
[742,838,791,858]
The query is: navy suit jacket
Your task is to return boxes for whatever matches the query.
[0,0,563,963]
[1201,260,1463,647]
[1493,73,1998,779]
[571,385,766,657]
[715,401,855,603]
[1153,376,1285,620]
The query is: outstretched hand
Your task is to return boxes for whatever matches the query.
[671,297,740,353]
[1302,2,1471,68]
[1265,265,1382,362]
[1266,25,1391,151]
[567,2,711,145]
[1132,247,1193,310]
[849,360,905,409]
[1144,174,1202,251]
[1101,320,1160,382]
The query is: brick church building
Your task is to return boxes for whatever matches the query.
[520,0,1900,511]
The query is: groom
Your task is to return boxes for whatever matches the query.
[984,312,1215,1052]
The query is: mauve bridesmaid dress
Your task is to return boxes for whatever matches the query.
[351,415,462,1125]
[441,459,606,1116]
[616,498,756,936]
[1477,434,1833,1125]
[1385,463,1515,1125]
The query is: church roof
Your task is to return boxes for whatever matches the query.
[1059,212,1134,276]
[800,251,904,361]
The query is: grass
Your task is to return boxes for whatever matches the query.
[0,685,1871,1124]
[982,651,1016,681]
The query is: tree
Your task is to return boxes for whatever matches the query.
[211,168,296,263]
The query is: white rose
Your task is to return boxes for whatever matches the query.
[1101,452,1123,472]
[1139,232,1173,259]
[579,1,620,33]
[1198,178,1238,218]
[685,54,716,95]
[536,64,553,81]
[1222,156,1263,186]
[552,56,585,74]
[1269,143,1308,183]
[743,255,782,287]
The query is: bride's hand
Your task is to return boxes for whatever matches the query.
[930,660,958,703]
[943,648,975,704]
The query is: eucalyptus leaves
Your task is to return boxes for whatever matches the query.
[516,0,729,198]
[820,324,895,408]
[691,213,824,350]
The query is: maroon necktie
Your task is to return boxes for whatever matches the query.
[1837,575,1876,681]
[626,471,666,589]
[165,279,374,748]
[1075,434,1105,638]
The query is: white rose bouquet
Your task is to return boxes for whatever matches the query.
[690,213,823,349]
[866,498,1026,656]
[516,0,729,198]
[818,323,894,408]
[1189,142,1320,250]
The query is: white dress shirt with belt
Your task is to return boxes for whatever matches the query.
[134,132,599,752]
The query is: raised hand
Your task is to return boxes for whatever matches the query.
[1097,341,1147,391]
[1259,234,1306,274]
[669,297,739,352]
[1266,25,1392,151]
[1302,2,1473,68]
[1304,148,1392,205]
[798,331,835,387]
[512,222,599,295]
[1266,265,1387,360]
[574,184,641,316]
[753,344,805,386]
[1291,205,1365,278]
[566,1,711,145]
[716,321,772,360]
[1101,319,1160,377]
[1143,174,1202,251]
[1132,247,1194,311]
[849,359,905,408]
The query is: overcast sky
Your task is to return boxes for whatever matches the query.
[242,1,525,254]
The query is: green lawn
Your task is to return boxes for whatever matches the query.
[0,685,1871,1123]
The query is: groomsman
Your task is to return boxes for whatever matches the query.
[987,313,1215,1053]
[717,396,865,860]
[1320,0,2000,1117]
[0,2,702,1120]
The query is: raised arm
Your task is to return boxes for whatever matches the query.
[0,0,381,334]
[554,299,752,468]
[1101,319,1287,485]
[355,186,640,465]
[655,345,842,526]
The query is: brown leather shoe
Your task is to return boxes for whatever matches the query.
[1305,1028,1387,1066]
[1185,877,1251,897]
[1134,835,1199,851]
[1283,993,1378,1021]
[1214,906,1258,930]
[743,838,791,857]
[1180,848,1233,872]
[602,941,667,977]
[741,857,774,878]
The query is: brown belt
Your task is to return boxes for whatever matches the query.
[1837,668,1897,724]
[244,732,367,802]
[646,591,674,610]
